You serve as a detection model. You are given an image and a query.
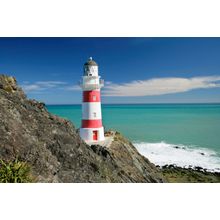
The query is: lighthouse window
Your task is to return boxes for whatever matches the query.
[93,95,96,101]
[93,112,97,118]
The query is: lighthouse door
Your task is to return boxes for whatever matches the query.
[93,130,98,141]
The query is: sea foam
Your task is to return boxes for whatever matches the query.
[133,141,220,172]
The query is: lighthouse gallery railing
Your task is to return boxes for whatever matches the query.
[79,77,104,90]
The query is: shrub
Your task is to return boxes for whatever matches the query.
[0,159,33,183]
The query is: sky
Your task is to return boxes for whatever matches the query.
[0,37,220,104]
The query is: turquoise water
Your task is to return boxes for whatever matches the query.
[47,104,220,171]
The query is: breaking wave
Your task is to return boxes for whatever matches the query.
[133,141,220,172]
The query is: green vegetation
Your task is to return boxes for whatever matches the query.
[161,165,220,183]
[0,159,33,183]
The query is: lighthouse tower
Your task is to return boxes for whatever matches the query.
[79,57,105,143]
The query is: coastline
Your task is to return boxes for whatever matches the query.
[1,74,219,183]
[160,165,220,183]
[134,141,220,173]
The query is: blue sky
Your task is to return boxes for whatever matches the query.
[0,37,220,104]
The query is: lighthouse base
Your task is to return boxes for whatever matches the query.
[80,127,105,143]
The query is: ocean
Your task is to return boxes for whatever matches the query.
[47,104,220,172]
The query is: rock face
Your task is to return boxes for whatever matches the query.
[0,74,165,183]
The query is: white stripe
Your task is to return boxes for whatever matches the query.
[80,127,105,142]
[82,102,102,120]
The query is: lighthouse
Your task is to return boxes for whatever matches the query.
[79,57,105,143]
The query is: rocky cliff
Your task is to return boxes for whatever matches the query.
[0,74,165,183]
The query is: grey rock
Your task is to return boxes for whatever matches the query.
[0,74,165,183]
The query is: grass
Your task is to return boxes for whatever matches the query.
[161,165,220,183]
[0,159,33,183]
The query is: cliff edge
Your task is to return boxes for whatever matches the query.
[0,75,165,183]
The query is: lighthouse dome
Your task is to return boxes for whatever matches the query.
[83,57,99,77]
[84,57,98,66]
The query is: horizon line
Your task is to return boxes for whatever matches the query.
[46,102,220,106]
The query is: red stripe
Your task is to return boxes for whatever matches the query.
[81,119,102,128]
[83,91,100,102]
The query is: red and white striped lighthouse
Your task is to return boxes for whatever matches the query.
[79,57,105,143]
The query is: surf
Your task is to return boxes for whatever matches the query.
[133,141,220,173]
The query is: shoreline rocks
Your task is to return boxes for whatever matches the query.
[160,164,220,183]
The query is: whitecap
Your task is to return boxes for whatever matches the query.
[133,141,220,172]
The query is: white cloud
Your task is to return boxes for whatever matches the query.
[36,81,66,86]
[22,84,41,92]
[65,85,81,91]
[21,81,67,92]
[103,76,220,97]
[105,81,112,85]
